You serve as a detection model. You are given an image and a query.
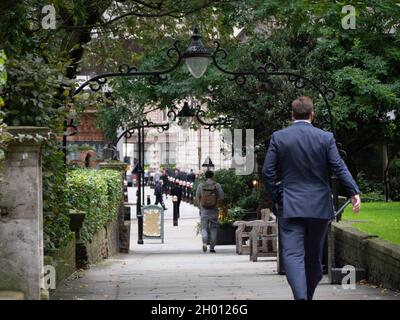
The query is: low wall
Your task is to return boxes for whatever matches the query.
[44,235,76,288]
[84,218,119,265]
[331,222,400,290]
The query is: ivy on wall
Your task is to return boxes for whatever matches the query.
[0,50,11,196]
[67,168,123,242]
[0,50,9,157]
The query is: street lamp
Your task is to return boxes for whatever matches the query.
[202,156,214,171]
[251,177,259,189]
[182,27,211,78]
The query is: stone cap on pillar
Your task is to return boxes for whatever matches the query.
[6,126,50,147]
[98,161,128,172]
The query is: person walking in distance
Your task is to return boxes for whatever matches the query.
[187,169,196,182]
[154,180,167,210]
[263,96,361,300]
[195,171,224,253]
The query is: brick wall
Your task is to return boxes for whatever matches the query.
[331,222,400,290]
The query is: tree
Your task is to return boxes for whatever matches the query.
[0,0,236,249]
[106,1,400,185]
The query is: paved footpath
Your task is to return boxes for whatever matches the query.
[53,187,400,300]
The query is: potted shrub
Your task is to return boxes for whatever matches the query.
[237,192,260,220]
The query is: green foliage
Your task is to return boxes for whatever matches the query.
[237,192,260,211]
[109,0,400,182]
[361,192,386,203]
[356,171,384,195]
[0,49,8,151]
[220,207,247,225]
[3,53,71,128]
[0,49,9,195]
[0,50,6,102]
[67,168,122,242]
[214,169,252,207]
[43,142,72,251]
[0,0,236,250]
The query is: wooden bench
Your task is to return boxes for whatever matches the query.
[233,208,273,255]
[249,210,278,262]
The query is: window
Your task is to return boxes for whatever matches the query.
[161,142,176,164]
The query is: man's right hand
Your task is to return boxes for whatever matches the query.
[351,194,361,213]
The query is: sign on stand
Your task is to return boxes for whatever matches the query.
[142,205,164,243]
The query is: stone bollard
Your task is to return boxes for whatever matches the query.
[0,126,49,300]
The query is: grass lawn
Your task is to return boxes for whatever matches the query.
[342,202,400,245]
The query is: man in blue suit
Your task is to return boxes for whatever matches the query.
[263,96,361,300]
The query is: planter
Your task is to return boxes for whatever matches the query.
[216,223,236,245]
[242,210,258,221]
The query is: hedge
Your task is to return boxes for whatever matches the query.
[67,168,123,242]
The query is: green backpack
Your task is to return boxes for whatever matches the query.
[200,181,218,209]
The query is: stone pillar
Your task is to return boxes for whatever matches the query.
[98,161,130,253]
[0,127,49,300]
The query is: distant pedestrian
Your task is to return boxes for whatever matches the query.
[161,169,169,197]
[154,180,167,210]
[154,168,162,183]
[144,170,149,186]
[195,171,224,253]
[187,169,196,182]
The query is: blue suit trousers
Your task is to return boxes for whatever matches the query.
[279,217,330,300]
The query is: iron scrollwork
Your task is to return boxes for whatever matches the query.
[114,119,170,147]
[211,40,336,134]
[167,104,233,131]
[72,41,182,96]
[65,119,78,136]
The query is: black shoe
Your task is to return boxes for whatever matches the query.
[210,249,216,253]
[202,243,207,253]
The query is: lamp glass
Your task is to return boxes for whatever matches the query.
[185,56,209,78]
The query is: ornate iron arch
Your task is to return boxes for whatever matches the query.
[69,37,336,135]
[66,29,345,246]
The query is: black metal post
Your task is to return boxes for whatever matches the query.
[173,198,179,226]
[137,128,144,245]
[141,127,145,206]
[324,173,340,274]
[331,174,340,220]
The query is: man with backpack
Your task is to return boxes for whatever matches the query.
[195,170,224,253]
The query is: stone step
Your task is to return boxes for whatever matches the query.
[0,291,25,300]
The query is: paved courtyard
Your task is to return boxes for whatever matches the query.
[53,187,400,300]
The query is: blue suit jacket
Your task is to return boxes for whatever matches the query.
[262,122,360,220]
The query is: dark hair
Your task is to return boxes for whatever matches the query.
[205,170,214,179]
[291,96,314,120]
